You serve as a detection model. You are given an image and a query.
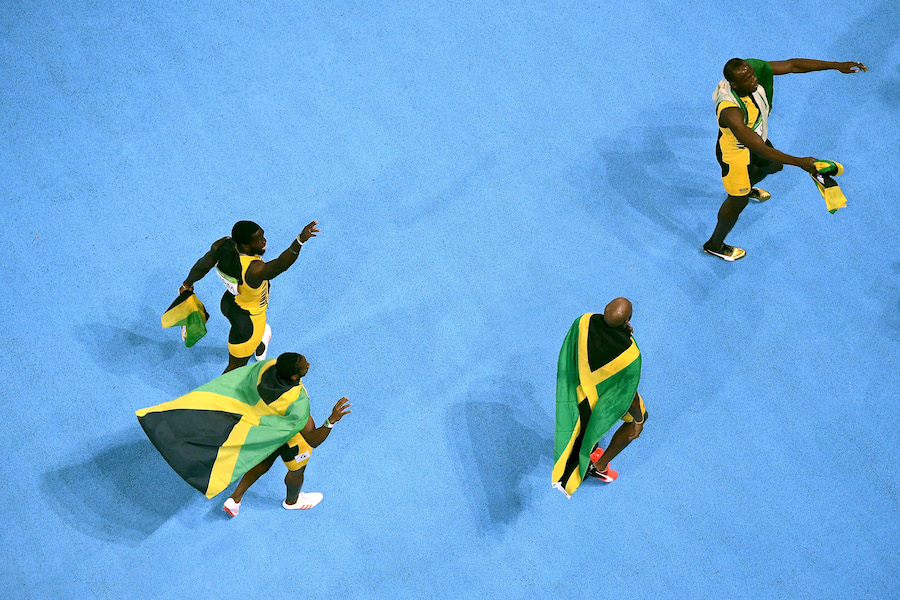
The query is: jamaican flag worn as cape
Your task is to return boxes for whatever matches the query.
[136,360,310,498]
[161,290,209,347]
[553,313,641,498]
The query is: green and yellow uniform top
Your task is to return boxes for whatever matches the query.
[714,58,774,159]
[217,254,269,315]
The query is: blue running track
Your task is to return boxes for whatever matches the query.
[1,1,898,598]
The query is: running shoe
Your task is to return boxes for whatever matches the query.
[283,492,323,510]
[586,463,619,483]
[223,497,240,517]
[749,187,771,202]
[587,447,619,482]
[702,243,746,261]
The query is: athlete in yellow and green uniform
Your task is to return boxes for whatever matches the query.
[180,219,320,372]
[703,57,867,262]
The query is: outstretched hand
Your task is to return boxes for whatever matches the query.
[299,221,320,243]
[837,61,867,74]
[330,397,352,424]
[796,157,819,174]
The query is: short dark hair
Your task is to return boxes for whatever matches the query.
[276,352,304,379]
[231,220,261,246]
[723,58,748,83]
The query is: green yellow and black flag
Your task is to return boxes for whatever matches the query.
[553,313,641,498]
[136,360,310,498]
[810,160,846,213]
[161,291,210,347]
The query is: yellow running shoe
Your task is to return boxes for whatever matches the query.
[749,187,771,202]
[703,243,747,261]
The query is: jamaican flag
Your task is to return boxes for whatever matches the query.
[810,160,846,213]
[553,313,641,498]
[161,291,209,347]
[136,360,310,498]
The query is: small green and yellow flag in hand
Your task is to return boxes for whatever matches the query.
[136,360,310,498]
[553,314,641,498]
[810,160,847,214]
[161,291,209,347]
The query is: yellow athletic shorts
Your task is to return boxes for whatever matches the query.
[221,292,267,359]
[716,131,753,196]
[277,431,313,471]
[622,392,647,424]
[716,136,778,197]
[222,303,267,359]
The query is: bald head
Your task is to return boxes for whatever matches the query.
[603,297,633,328]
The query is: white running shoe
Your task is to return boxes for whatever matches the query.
[283,492,323,510]
[223,497,241,517]
[255,324,272,360]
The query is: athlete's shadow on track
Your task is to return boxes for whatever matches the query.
[75,309,223,395]
[446,376,552,532]
[569,122,744,287]
[41,431,195,546]
[572,123,725,248]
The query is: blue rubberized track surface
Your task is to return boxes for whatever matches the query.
[2,1,898,598]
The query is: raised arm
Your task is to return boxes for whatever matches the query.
[299,397,352,448]
[769,59,867,75]
[180,237,229,293]
[245,221,320,287]
[719,107,818,174]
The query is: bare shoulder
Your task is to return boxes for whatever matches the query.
[244,255,266,282]
[210,236,230,253]
[718,105,744,127]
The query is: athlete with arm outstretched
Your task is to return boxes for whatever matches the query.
[703,58,866,261]
[179,220,320,372]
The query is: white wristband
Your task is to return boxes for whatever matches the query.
[295,234,304,245]
[323,418,334,429]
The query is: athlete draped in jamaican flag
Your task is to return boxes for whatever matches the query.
[179,220,320,373]
[703,58,867,261]
[136,352,351,514]
[553,298,648,497]
[222,352,351,515]
[581,298,647,483]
